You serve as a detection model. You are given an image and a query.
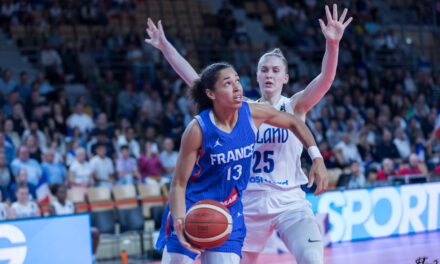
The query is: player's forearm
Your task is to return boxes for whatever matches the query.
[160,41,199,87]
[169,180,187,222]
[319,41,339,85]
[294,41,339,112]
[289,117,318,149]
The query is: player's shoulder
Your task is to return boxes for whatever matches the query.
[181,119,203,149]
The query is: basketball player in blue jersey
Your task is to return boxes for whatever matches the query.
[146,4,351,263]
[154,62,327,263]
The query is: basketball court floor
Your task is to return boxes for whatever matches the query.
[142,231,440,264]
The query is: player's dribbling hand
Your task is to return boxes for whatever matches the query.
[319,4,353,44]
[174,218,204,255]
[308,158,329,196]
[145,18,168,51]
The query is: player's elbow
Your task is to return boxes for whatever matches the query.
[289,115,302,133]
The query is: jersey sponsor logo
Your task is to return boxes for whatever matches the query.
[210,144,255,165]
[214,138,223,148]
[256,128,289,144]
[249,176,288,186]
[220,188,238,207]
[308,238,321,243]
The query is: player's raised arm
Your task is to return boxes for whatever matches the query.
[290,4,352,119]
[145,18,199,87]
[249,103,329,195]
[169,119,204,254]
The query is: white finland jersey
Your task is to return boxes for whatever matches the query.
[52,200,75,215]
[11,201,39,219]
[246,96,308,191]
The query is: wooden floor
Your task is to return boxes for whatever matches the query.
[147,231,440,264]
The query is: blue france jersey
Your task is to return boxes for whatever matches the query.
[186,102,257,204]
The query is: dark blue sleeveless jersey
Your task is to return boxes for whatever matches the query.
[186,101,257,204]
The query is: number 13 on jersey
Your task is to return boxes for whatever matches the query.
[227,165,242,180]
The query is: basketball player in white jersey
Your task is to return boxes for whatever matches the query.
[145,4,351,263]
[9,183,40,219]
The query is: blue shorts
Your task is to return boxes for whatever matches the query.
[155,201,246,260]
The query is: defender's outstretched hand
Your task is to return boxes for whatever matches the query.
[145,18,168,50]
[319,4,353,44]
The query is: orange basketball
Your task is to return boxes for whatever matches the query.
[184,200,232,249]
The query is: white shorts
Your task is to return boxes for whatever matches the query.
[242,187,316,252]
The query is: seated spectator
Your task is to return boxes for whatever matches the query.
[49,184,75,216]
[325,119,341,148]
[311,120,326,144]
[23,134,42,162]
[9,169,36,202]
[47,134,66,163]
[336,161,366,189]
[398,153,423,175]
[95,72,119,118]
[376,158,396,181]
[11,102,28,136]
[117,83,139,121]
[88,130,115,159]
[40,41,63,83]
[0,131,15,165]
[11,146,42,186]
[373,129,400,162]
[0,69,16,96]
[91,112,115,139]
[318,141,338,168]
[9,183,40,219]
[116,145,140,185]
[116,127,140,159]
[68,127,87,150]
[0,188,10,220]
[66,139,82,167]
[334,132,363,165]
[41,149,67,185]
[357,133,374,164]
[68,148,93,195]
[22,120,47,153]
[48,102,68,135]
[67,101,94,135]
[160,138,178,181]
[89,144,115,189]
[276,0,295,20]
[139,141,164,184]
[393,128,411,159]
[0,151,13,189]
[2,90,20,118]
[4,118,21,149]
[161,102,184,140]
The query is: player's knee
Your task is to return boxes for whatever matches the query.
[297,247,323,264]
